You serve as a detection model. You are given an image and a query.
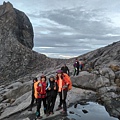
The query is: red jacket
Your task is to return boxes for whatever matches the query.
[37,80,46,98]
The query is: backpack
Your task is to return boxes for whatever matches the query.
[63,73,72,91]
[34,81,39,99]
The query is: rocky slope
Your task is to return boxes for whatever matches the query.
[76,41,120,70]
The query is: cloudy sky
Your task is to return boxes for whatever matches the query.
[0,0,120,58]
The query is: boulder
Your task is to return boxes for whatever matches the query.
[71,71,110,90]
[3,82,32,99]
[100,67,115,85]
[0,92,31,120]
[98,85,120,118]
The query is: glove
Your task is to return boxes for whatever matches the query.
[62,85,68,88]
[38,83,42,87]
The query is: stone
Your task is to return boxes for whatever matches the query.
[3,82,32,99]
[71,72,98,90]
[100,67,115,85]
[69,111,74,114]
[6,82,23,89]
[82,109,88,114]
[0,92,31,119]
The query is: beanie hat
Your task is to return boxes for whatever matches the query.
[56,70,63,73]
[50,75,54,79]
[33,77,38,82]
[49,75,55,81]
[41,75,46,78]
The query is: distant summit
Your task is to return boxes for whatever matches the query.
[0,1,34,49]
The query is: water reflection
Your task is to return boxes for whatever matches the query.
[67,102,118,120]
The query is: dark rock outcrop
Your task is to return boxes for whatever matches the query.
[0,2,33,49]
[0,2,63,84]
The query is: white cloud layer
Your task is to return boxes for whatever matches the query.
[0,0,120,58]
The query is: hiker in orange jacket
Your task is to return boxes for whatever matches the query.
[36,75,47,119]
[56,70,70,115]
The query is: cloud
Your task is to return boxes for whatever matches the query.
[31,6,120,58]
[0,0,120,58]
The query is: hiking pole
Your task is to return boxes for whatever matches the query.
[62,88,64,100]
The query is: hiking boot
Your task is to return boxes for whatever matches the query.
[50,112,54,115]
[36,116,42,119]
[46,113,50,117]
[60,111,67,115]
[56,107,62,111]
[44,110,46,114]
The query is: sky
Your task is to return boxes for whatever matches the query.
[0,0,120,58]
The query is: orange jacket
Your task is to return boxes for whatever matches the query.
[56,73,70,91]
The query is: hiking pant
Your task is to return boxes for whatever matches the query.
[58,90,67,111]
[79,64,83,71]
[46,95,57,113]
[36,98,46,117]
[73,67,79,76]
[29,94,37,109]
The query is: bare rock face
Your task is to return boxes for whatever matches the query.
[0,2,63,84]
[81,41,120,70]
[0,2,34,49]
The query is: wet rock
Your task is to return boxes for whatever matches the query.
[69,111,74,114]
[82,109,88,114]
[74,104,77,108]
[79,101,89,105]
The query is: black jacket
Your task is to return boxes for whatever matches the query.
[46,80,58,97]
[61,66,69,74]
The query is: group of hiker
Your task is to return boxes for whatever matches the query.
[61,58,85,77]
[28,58,84,119]
[28,69,71,119]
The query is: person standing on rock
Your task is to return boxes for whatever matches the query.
[56,70,70,115]
[28,77,38,111]
[73,58,79,76]
[61,63,69,75]
[79,59,84,71]
[46,75,58,116]
[36,75,47,119]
